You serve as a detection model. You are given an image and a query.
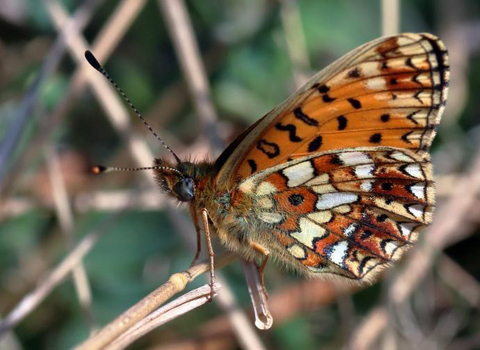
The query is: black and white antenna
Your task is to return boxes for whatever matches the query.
[84,50,181,164]
[92,165,183,176]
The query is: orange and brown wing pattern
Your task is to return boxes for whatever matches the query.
[236,147,433,280]
[216,33,449,184]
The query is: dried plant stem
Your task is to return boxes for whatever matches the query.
[76,252,237,350]
[45,145,96,332]
[158,0,223,153]
[109,283,222,349]
[279,0,311,87]
[381,0,400,36]
[156,278,356,350]
[439,254,480,308]
[0,226,106,337]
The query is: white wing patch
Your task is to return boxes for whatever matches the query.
[290,217,326,249]
[390,151,414,162]
[257,181,277,196]
[328,241,349,267]
[282,161,315,187]
[307,211,333,224]
[354,164,375,178]
[316,193,359,210]
[288,244,307,259]
[404,164,423,178]
[339,152,371,166]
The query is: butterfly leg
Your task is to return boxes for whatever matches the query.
[189,204,202,267]
[250,242,270,297]
[201,208,216,301]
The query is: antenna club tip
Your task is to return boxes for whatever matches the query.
[85,50,102,71]
[91,165,106,174]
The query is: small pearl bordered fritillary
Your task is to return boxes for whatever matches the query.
[87,33,449,292]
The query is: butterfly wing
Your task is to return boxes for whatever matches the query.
[234,147,433,280]
[215,33,449,184]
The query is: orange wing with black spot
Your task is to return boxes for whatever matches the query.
[216,33,449,185]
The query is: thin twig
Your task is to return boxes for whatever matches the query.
[109,283,223,349]
[279,0,311,87]
[158,0,223,153]
[350,307,388,350]
[0,218,116,337]
[45,145,96,332]
[0,0,102,192]
[381,0,400,36]
[155,278,356,350]
[438,254,480,308]
[76,252,237,350]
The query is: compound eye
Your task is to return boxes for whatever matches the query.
[174,178,195,201]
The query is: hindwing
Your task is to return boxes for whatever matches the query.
[235,147,433,280]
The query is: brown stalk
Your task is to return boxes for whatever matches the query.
[0,223,109,336]
[45,145,96,332]
[76,252,237,350]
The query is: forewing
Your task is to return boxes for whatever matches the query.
[235,148,433,280]
[216,33,448,185]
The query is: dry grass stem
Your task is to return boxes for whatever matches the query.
[381,0,400,36]
[156,278,357,349]
[45,145,96,332]
[439,254,480,308]
[158,0,223,153]
[279,0,311,87]
[109,283,222,349]
[76,252,237,349]
[350,307,388,350]
[0,227,105,337]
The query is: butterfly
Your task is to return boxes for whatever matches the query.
[87,32,449,291]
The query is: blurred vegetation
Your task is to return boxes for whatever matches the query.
[1,0,480,349]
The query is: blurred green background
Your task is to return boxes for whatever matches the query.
[1,0,480,349]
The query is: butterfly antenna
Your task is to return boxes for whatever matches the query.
[84,50,181,164]
[92,165,184,177]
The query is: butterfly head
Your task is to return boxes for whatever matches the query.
[85,50,201,203]
[153,158,196,202]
